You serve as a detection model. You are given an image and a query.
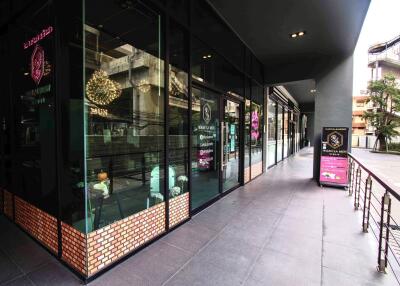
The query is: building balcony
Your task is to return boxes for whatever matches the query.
[353,122,366,128]
[0,148,397,286]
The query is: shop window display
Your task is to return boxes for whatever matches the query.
[84,2,164,231]
[267,99,277,167]
[250,81,263,178]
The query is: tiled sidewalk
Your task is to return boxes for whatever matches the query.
[0,148,397,285]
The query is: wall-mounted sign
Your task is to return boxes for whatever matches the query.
[251,110,259,140]
[319,127,349,187]
[198,99,215,171]
[23,26,53,49]
[31,45,45,85]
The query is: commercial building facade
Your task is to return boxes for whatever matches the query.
[0,0,305,279]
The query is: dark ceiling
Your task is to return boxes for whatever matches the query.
[284,79,316,104]
[208,0,370,104]
[208,0,370,66]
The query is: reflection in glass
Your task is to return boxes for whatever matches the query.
[283,109,289,158]
[251,82,263,178]
[267,99,276,167]
[84,3,164,232]
[191,87,219,210]
[277,105,283,162]
[244,98,251,182]
[222,100,240,192]
[169,22,189,199]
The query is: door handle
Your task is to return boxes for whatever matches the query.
[220,121,224,171]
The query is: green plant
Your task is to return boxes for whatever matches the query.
[363,74,400,151]
[388,142,400,152]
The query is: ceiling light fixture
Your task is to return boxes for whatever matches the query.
[290,31,306,38]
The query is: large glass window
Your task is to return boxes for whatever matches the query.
[84,1,164,232]
[277,105,283,162]
[244,80,251,183]
[191,87,219,210]
[250,82,263,178]
[267,99,276,167]
[9,2,57,216]
[168,22,189,200]
[283,109,289,158]
[191,37,244,97]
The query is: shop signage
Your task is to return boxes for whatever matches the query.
[319,127,349,187]
[198,99,215,170]
[251,111,259,140]
[23,26,53,49]
[31,45,45,85]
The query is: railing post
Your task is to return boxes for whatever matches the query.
[377,191,392,273]
[362,175,372,232]
[349,160,355,196]
[354,166,361,209]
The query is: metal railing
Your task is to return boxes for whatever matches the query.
[348,153,400,283]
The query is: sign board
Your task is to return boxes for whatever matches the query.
[319,127,349,187]
[198,99,215,171]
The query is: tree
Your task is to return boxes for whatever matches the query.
[363,74,400,151]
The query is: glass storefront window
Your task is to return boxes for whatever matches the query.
[191,87,220,210]
[244,80,251,183]
[84,2,164,232]
[277,105,283,162]
[283,109,289,158]
[169,22,189,199]
[250,82,263,178]
[267,99,276,167]
[9,2,58,216]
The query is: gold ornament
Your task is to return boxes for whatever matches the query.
[86,70,122,106]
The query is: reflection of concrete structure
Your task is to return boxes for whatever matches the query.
[352,35,400,135]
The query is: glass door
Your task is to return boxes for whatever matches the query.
[191,86,243,211]
[221,99,241,192]
[191,87,220,210]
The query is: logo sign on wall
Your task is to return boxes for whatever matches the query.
[251,111,259,140]
[31,45,45,85]
[320,127,349,187]
[198,99,215,171]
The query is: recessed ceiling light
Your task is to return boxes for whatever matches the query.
[290,31,306,38]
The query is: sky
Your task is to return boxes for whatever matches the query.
[353,0,400,95]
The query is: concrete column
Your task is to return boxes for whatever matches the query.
[313,55,354,180]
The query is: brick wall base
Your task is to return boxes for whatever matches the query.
[14,197,58,254]
[3,190,13,219]
[86,202,165,276]
[244,167,250,183]
[169,192,189,227]
[0,188,3,214]
[251,162,263,179]
[61,222,87,275]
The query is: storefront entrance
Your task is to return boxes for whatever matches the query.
[191,86,242,211]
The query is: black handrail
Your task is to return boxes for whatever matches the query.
[348,153,400,201]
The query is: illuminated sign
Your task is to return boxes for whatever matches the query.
[31,45,45,85]
[23,26,53,49]
[251,111,259,140]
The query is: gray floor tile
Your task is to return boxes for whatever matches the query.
[161,221,217,254]
[0,249,23,285]
[248,248,321,285]
[27,263,82,286]
[2,276,35,286]
[164,258,243,286]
